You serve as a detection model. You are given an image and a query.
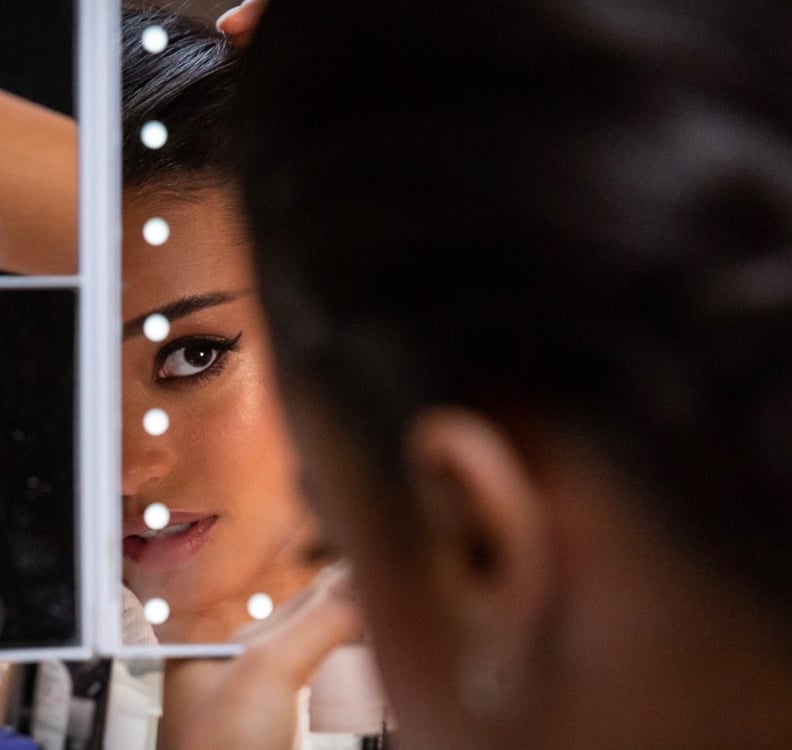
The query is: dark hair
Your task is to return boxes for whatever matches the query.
[236,0,792,619]
[122,5,239,190]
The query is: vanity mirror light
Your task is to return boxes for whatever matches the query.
[117,0,326,654]
[1,0,323,663]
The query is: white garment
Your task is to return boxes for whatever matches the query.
[121,585,158,646]
[103,660,163,750]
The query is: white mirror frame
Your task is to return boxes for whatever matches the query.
[89,0,239,660]
[0,0,241,662]
[82,0,122,659]
[0,0,106,663]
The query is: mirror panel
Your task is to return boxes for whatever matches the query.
[0,0,314,656]
[0,1,77,277]
[0,1,73,116]
[0,0,85,661]
[0,289,78,648]
[119,1,327,648]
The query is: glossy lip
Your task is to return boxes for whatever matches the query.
[123,512,218,572]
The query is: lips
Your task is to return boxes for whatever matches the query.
[123,513,218,572]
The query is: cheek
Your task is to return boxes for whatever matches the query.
[227,367,295,471]
[180,368,298,515]
[189,394,286,476]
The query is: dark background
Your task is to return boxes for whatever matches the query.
[0,0,220,649]
[0,0,74,115]
[0,0,224,118]
[0,289,78,647]
[0,1,78,647]
[150,0,230,20]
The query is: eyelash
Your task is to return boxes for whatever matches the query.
[153,332,243,385]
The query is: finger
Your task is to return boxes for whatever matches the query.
[229,30,254,47]
[216,0,268,39]
[164,656,302,750]
[164,567,362,750]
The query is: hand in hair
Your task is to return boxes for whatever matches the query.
[162,563,362,750]
[216,0,269,47]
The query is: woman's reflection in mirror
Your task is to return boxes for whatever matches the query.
[120,6,329,646]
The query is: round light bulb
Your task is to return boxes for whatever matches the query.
[143,598,170,625]
[142,217,170,246]
[247,593,274,621]
[141,25,169,54]
[140,120,168,150]
[143,313,170,342]
[143,408,169,436]
[144,502,170,531]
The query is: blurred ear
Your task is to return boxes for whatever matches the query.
[403,408,558,665]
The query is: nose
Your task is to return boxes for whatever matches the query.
[122,419,175,500]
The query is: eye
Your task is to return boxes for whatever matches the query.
[155,333,242,382]
[160,342,219,377]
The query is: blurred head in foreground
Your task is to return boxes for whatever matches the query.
[237,1,792,747]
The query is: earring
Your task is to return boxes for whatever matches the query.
[456,642,521,719]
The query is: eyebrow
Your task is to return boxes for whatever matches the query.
[122,292,244,340]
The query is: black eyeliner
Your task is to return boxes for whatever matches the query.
[153,331,243,384]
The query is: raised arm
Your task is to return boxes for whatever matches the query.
[0,89,77,275]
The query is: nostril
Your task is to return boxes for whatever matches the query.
[121,466,167,500]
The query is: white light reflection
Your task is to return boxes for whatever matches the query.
[143,408,169,436]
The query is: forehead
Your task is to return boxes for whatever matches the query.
[122,185,255,314]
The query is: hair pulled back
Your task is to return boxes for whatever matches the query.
[122,4,239,190]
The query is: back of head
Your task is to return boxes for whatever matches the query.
[237,0,792,627]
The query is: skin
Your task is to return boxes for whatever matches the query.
[166,562,362,750]
[163,356,792,749]
[121,184,321,643]
[280,396,792,750]
[217,0,269,47]
[0,90,76,274]
[177,15,788,748]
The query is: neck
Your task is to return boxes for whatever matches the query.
[154,597,254,644]
[533,465,792,750]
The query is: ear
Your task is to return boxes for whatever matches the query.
[402,408,559,667]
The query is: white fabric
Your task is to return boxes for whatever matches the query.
[121,585,158,646]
